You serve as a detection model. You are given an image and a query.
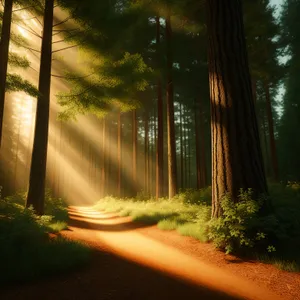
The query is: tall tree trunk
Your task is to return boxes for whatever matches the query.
[207,0,268,218]
[165,12,177,198]
[156,16,164,199]
[132,110,137,196]
[117,112,122,197]
[26,0,54,215]
[0,0,13,147]
[194,98,201,189]
[264,80,279,181]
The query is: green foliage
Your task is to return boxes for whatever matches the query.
[95,186,300,272]
[0,194,90,284]
[44,189,69,222]
[207,190,270,254]
[57,52,153,120]
[175,188,212,205]
[8,52,30,69]
[6,73,39,97]
[157,217,186,230]
[177,223,208,243]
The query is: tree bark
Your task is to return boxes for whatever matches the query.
[264,80,279,181]
[194,98,201,189]
[207,0,268,218]
[26,0,54,215]
[0,0,13,146]
[165,12,177,198]
[155,16,164,199]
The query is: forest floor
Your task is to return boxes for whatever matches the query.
[1,206,300,300]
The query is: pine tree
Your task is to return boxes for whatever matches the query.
[26,0,54,215]
[207,0,268,217]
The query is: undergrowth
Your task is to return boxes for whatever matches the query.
[94,184,300,272]
[0,189,90,284]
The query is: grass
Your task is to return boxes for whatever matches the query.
[94,185,300,273]
[0,191,90,284]
[177,223,209,243]
[257,254,300,272]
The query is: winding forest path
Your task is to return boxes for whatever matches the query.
[2,206,300,300]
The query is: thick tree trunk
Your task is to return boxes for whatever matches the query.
[26,0,54,215]
[207,0,268,218]
[264,80,279,181]
[165,13,177,198]
[132,110,137,196]
[117,112,122,197]
[156,16,164,199]
[0,0,13,147]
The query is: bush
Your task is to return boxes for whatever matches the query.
[175,187,212,205]
[207,189,275,254]
[0,192,90,284]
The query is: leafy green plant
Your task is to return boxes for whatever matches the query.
[0,197,90,284]
[207,189,269,254]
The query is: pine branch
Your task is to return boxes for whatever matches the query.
[14,23,42,38]
[12,5,38,13]
[52,44,79,53]
[51,72,95,79]
[53,16,72,27]
[59,87,93,98]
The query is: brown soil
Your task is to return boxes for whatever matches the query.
[1,206,299,300]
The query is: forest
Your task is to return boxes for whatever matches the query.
[1,0,300,299]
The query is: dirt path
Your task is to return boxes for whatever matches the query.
[2,206,299,300]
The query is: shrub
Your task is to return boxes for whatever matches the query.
[0,192,90,284]
[207,189,271,254]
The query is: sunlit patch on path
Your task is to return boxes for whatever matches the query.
[67,206,282,300]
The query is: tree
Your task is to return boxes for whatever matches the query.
[165,10,177,198]
[0,0,14,146]
[155,15,164,199]
[206,0,268,217]
[26,0,54,215]
[278,0,300,181]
